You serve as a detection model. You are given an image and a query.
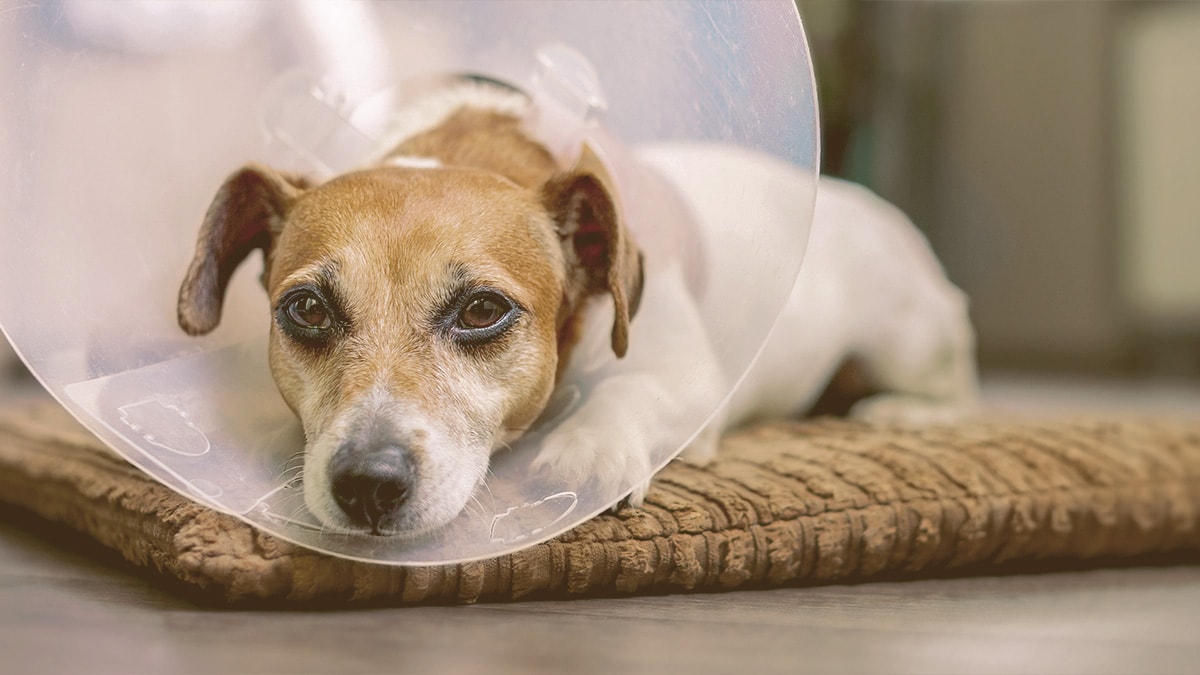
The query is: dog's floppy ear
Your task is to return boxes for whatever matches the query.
[542,170,645,358]
[177,164,309,336]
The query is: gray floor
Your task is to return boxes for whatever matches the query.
[2,374,1199,674]
[1,507,1197,675]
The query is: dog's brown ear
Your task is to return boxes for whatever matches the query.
[542,171,644,357]
[177,164,309,336]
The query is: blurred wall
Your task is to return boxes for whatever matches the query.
[803,1,1200,378]
[1117,4,1200,356]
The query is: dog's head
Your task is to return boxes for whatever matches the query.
[178,161,642,534]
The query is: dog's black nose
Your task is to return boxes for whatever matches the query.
[329,445,412,533]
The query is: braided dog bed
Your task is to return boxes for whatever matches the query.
[1,400,1197,604]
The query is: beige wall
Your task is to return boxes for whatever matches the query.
[1117,3,1200,331]
[931,3,1121,368]
[855,2,1199,374]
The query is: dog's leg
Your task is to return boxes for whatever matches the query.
[782,178,979,426]
[532,267,724,506]
[850,277,978,425]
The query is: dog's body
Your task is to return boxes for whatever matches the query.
[179,81,976,536]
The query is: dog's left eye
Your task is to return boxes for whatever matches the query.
[458,293,511,330]
[284,293,332,330]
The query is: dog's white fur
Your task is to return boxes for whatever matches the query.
[533,144,976,503]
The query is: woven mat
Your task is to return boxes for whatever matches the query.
[1,399,1198,604]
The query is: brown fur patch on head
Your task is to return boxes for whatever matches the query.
[390,109,559,189]
[264,166,567,440]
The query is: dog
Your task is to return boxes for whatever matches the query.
[178,80,976,536]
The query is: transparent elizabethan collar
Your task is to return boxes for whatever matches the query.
[0,1,818,565]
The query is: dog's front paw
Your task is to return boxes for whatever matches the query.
[532,415,654,507]
[621,479,650,509]
[676,418,722,466]
[529,366,720,511]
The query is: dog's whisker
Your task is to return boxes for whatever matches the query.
[268,451,308,490]
[465,494,493,530]
[269,466,305,489]
[274,462,304,477]
[268,482,309,520]
[474,486,495,514]
[280,503,308,526]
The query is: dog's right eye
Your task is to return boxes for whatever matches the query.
[285,293,332,330]
[276,287,341,347]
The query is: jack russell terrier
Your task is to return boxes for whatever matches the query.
[178,80,976,536]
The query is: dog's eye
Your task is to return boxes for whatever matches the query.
[458,293,510,330]
[444,288,520,347]
[285,293,332,330]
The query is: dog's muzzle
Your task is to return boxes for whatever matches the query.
[329,442,415,534]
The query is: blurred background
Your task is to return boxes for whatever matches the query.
[800,0,1199,387]
[2,0,1198,412]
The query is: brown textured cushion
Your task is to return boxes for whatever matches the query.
[1,399,1198,604]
